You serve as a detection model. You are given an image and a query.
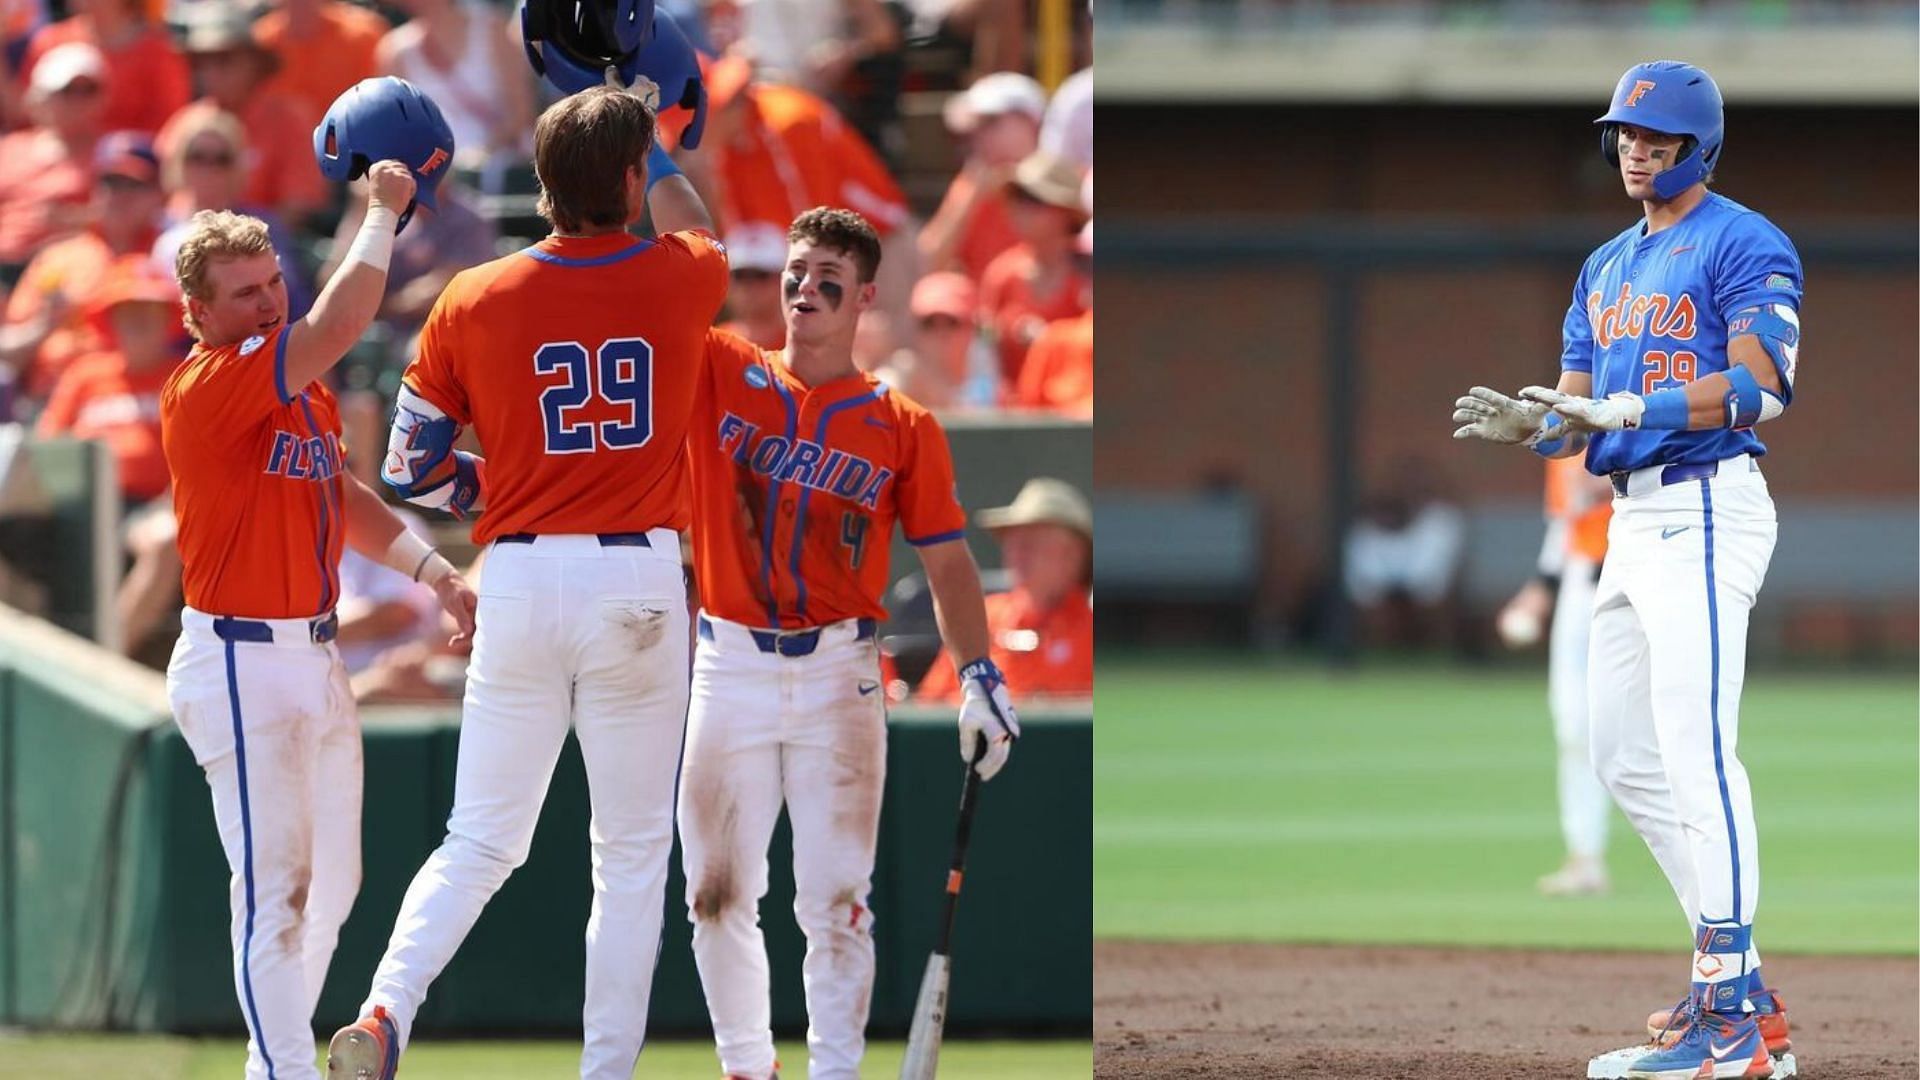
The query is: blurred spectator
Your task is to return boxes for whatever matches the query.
[150,107,314,319]
[979,149,1086,386]
[898,0,1021,82]
[0,42,106,277]
[253,0,388,123]
[321,175,495,358]
[19,0,188,136]
[873,270,986,409]
[34,256,180,504]
[917,476,1092,702]
[918,71,1042,283]
[376,0,532,170]
[1343,466,1467,651]
[1013,216,1090,415]
[731,0,900,99]
[1039,64,1091,174]
[717,219,787,349]
[2,129,163,401]
[33,257,185,656]
[677,55,908,234]
[161,3,327,226]
[329,394,444,674]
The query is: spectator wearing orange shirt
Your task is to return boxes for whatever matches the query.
[0,42,106,277]
[1,129,163,402]
[35,258,186,656]
[917,72,1043,284]
[1014,217,1091,416]
[716,220,787,349]
[873,270,985,410]
[917,477,1093,703]
[252,0,388,125]
[20,0,188,136]
[979,150,1086,388]
[160,4,326,226]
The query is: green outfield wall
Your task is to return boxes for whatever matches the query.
[0,607,1090,1036]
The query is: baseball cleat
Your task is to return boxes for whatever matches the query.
[1648,989,1790,1057]
[1626,1010,1771,1079]
[328,1005,401,1079]
[1537,855,1610,897]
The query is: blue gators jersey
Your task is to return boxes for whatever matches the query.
[1560,193,1803,475]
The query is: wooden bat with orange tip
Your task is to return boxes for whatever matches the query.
[898,746,988,1079]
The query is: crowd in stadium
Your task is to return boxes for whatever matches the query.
[0,0,1091,703]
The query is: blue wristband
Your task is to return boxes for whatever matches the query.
[1639,388,1690,430]
[646,142,682,194]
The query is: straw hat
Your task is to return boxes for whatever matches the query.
[974,478,1092,540]
[1009,151,1087,215]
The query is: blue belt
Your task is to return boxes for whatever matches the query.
[213,612,338,645]
[697,614,876,657]
[495,531,653,547]
[1610,460,1719,499]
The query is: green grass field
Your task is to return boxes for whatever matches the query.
[0,1036,1090,1078]
[1096,658,1918,955]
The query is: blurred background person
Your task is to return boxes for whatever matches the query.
[252,0,389,123]
[1342,466,1466,652]
[1012,206,1088,415]
[1038,58,1089,174]
[0,41,105,286]
[873,268,987,409]
[160,2,326,228]
[33,257,185,657]
[979,147,1086,389]
[1,129,162,405]
[715,219,788,349]
[918,71,1044,283]
[16,0,186,136]
[150,107,314,321]
[375,0,533,173]
[917,476,1092,702]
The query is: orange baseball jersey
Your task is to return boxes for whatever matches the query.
[401,230,729,545]
[691,329,968,628]
[162,326,347,618]
[1546,453,1611,564]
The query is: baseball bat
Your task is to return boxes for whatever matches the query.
[898,749,987,1080]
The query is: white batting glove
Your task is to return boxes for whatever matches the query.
[1519,386,1647,432]
[1451,386,1553,446]
[957,657,1020,781]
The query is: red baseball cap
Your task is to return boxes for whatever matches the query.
[910,272,977,321]
[95,131,160,186]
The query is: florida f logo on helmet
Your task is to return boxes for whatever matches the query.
[1623,79,1657,107]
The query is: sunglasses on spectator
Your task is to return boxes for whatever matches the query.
[54,79,102,97]
[919,315,967,332]
[731,269,777,283]
[100,174,154,191]
[186,149,237,167]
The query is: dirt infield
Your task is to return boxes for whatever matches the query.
[1095,941,1918,1079]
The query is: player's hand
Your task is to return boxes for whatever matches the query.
[1451,386,1551,445]
[365,160,417,217]
[1520,386,1647,432]
[1497,578,1552,649]
[957,657,1020,781]
[432,570,478,652]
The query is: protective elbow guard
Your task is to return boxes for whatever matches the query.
[383,385,459,498]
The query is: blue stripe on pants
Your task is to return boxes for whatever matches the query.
[1700,479,1741,923]
[223,640,277,1080]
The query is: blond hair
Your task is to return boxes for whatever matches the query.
[174,210,274,341]
[161,108,247,193]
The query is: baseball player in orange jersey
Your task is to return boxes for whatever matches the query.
[160,159,477,1080]
[1499,455,1617,896]
[327,85,728,1080]
[679,207,1019,1080]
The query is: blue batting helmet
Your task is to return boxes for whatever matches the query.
[314,77,456,233]
[629,10,707,149]
[1595,61,1723,200]
[522,0,656,95]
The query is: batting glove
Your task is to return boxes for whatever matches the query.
[1519,386,1646,432]
[1451,386,1554,446]
[957,657,1020,781]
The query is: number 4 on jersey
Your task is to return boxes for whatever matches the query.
[536,338,654,454]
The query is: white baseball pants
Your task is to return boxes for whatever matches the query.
[1588,459,1775,942]
[168,608,363,1080]
[1550,553,1610,861]
[358,531,689,1080]
[677,613,888,1080]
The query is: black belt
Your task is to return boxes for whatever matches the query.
[1610,460,1719,499]
[495,531,653,547]
[213,612,338,645]
[697,614,876,657]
